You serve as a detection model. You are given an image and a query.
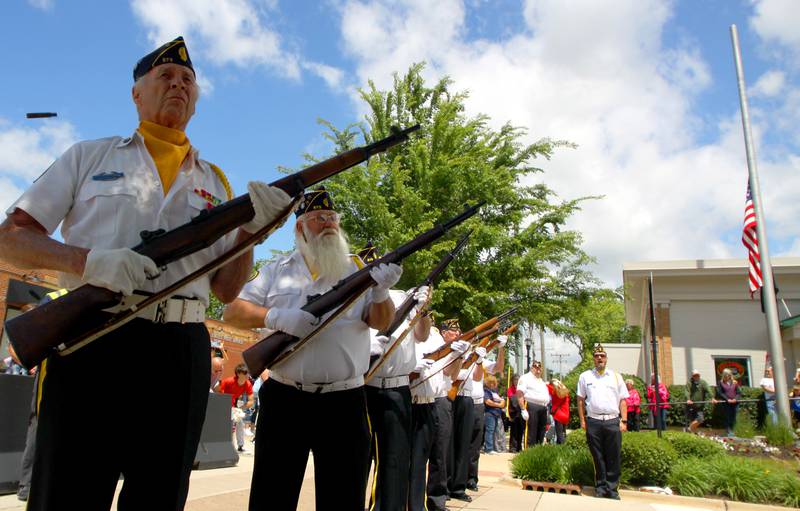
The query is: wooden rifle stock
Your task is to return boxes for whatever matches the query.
[446,322,517,401]
[242,203,483,376]
[6,125,420,369]
[421,306,517,362]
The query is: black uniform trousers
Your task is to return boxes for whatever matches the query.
[365,384,412,511]
[249,379,371,511]
[466,402,484,488]
[28,319,210,511]
[586,417,622,498]
[426,397,452,511]
[408,401,435,511]
[525,403,548,446]
[447,395,474,496]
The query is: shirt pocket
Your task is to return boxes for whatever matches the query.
[76,178,139,240]
[266,282,303,310]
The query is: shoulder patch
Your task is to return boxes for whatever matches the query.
[208,162,233,201]
[350,255,365,270]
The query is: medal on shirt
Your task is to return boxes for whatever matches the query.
[193,188,223,209]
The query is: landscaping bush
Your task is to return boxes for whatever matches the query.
[666,458,714,497]
[662,431,724,459]
[619,431,676,486]
[733,408,757,438]
[566,448,596,487]
[564,429,587,451]
[764,420,796,447]
[706,455,775,503]
[775,472,800,508]
[510,445,571,484]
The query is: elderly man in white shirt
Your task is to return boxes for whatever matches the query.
[577,344,628,501]
[516,359,550,446]
[223,188,401,510]
[0,36,289,511]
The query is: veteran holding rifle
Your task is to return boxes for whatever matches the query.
[0,37,292,510]
[223,189,401,510]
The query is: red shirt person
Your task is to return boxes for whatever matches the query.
[218,363,254,407]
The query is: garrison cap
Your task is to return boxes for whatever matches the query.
[357,242,380,264]
[592,343,606,356]
[296,187,335,218]
[133,36,194,82]
[440,318,461,331]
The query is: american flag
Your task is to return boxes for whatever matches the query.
[742,183,762,295]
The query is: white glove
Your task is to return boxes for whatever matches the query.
[82,248,159,296]
[474,346,487,363]
[450,340,470,354]
[242,182,293,234]
[412,285,430,311]
[497,335,508,347]
[370,263,403,302]
[372,334,393,355]
[414,358,434,373]
[264,308,317,338]
[521,409,530,421]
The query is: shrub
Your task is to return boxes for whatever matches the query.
[662,431,724,459]
[564,429,587,451]
[734,408,757,438]
[666,458,714,497]
[510,445,571,484]
[775,472,800,508]
[706,456,775,503]
[620,432,676,486]
[566,448,596,486]
[764,421,796,447]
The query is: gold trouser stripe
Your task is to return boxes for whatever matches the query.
[367,411,378,511]
[35,359,48,415]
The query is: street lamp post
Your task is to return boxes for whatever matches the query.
[524,338,532,369]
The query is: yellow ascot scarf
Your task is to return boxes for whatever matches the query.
[137,121,191,194]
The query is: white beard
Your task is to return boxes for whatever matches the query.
[296,222,352,286]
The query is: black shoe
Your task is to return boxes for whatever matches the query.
[466,483,479,491]
[606,493,620,500]
[449,492,472,502]
[237,446,245,452]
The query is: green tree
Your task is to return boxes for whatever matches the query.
[559,287,641,357]
[309,63,593,329]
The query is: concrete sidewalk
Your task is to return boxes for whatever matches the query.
[0,445,791,510]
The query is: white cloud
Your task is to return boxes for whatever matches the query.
[27,0,53,11]
[0,119,78,212]
[130,0,345,87]
[750,0,800,60]
[335,0,800,286]
[752,69,785,96]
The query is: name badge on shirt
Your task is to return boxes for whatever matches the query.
[92,171,124,181]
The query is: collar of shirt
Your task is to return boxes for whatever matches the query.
[117,130,206,176]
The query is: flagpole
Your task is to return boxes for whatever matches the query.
[730,24,791,426]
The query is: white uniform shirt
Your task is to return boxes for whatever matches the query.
[760,377,775,399]
[517,371,551,406]
[470,360,496,403]
[369,289,418,378]
[6,132,235,306]
[577,368,629,418]
[238,250,373,384]
[411,329,453,399]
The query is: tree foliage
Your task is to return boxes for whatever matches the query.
[311,63,593,329]
[558,286,641,355]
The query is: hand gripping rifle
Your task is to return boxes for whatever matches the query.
[6,125,420,369]
[446,322,518,401]
[420,306,518,363]
[365,230,472,382]
[242,203,484,376]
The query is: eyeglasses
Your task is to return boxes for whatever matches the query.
[305,212,340,224]
[593,354,607,359]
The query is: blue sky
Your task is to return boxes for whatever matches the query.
[2,1,800,368]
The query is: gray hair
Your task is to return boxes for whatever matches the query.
[721,368,733,377]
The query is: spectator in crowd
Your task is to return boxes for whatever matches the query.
[210,356,224,392]
[686,370,716,434]
[624,379,641,432]
[3,343,29,375]
[507,374,519,399]
[516,360,550,446]
[482,375,505,454]
[791,369,800,427]
[507,389,526,452]
[716,368,741,437]
[547,379,570,444]
[217,363,254,452]
[577,344,628,500]
[760,366,777,425]
[647,374,670,429]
